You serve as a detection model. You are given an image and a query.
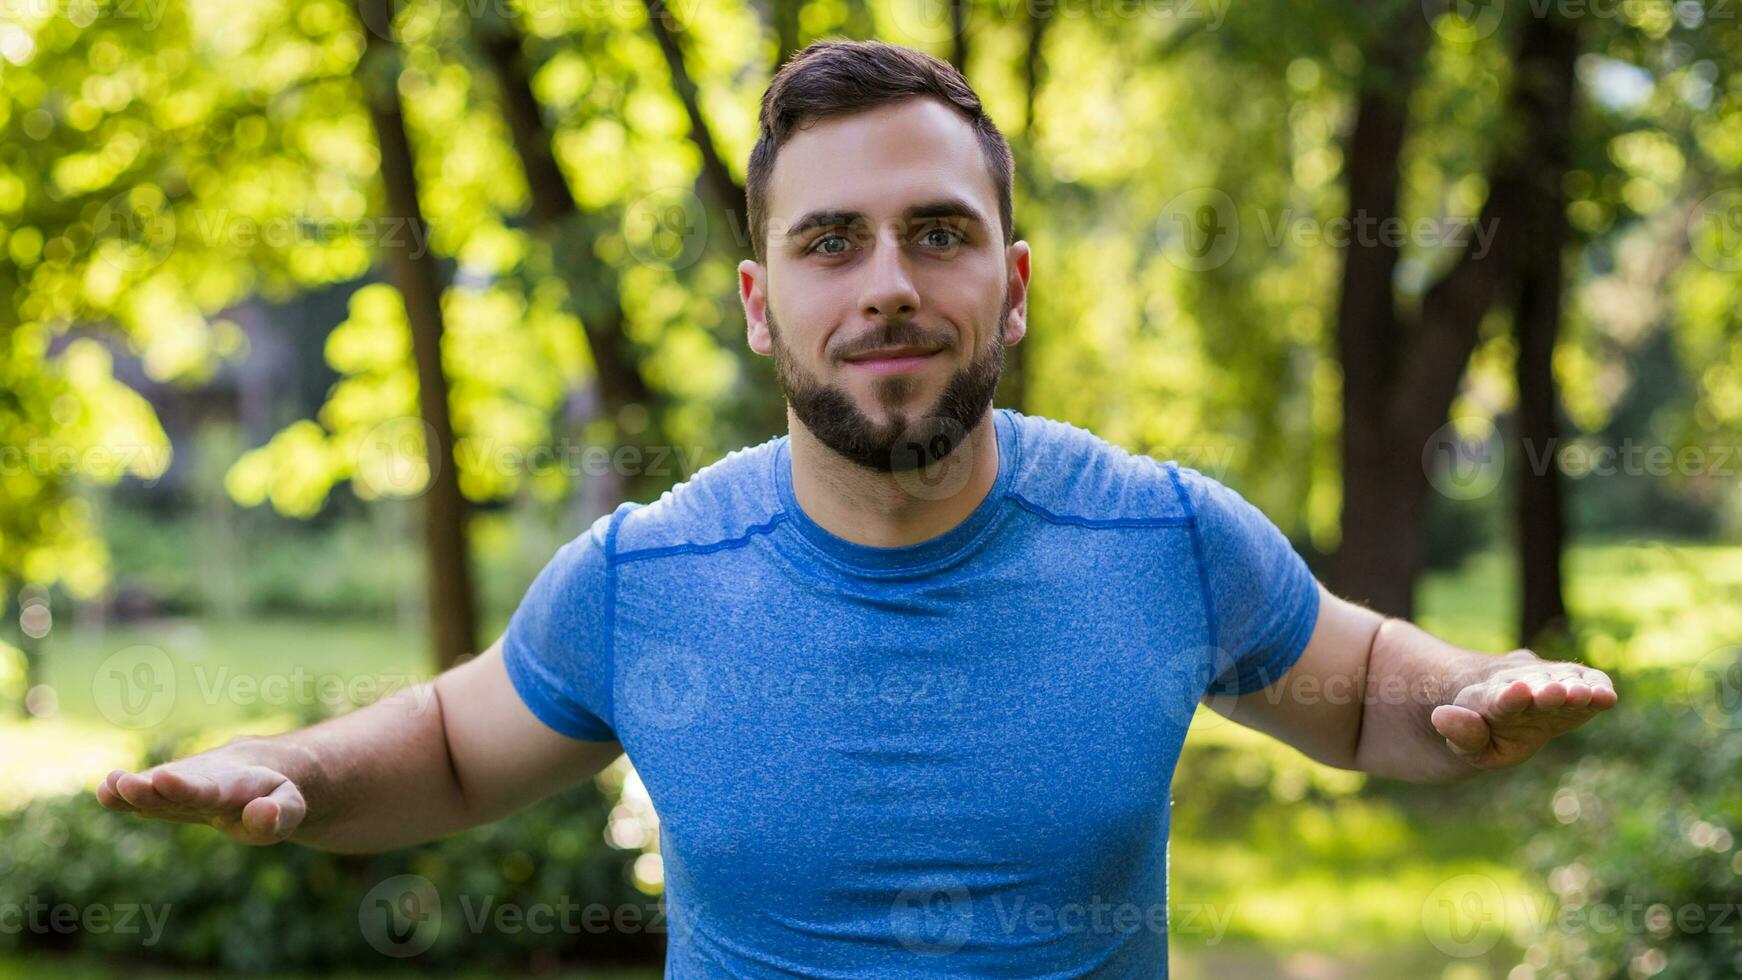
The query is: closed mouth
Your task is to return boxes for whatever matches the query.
[844,346,943,363]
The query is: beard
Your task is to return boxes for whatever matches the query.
[768,293,1008,474]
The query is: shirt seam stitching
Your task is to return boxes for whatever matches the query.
[612,513,790,566]
[1006,492,1194,529]
[601,503,629,731]
[1165,462,1219,659]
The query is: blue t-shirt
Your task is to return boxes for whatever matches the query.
[502,408,1320,977]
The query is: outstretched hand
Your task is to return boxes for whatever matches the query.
[96,757,306,846]
[1430,651,1618,771]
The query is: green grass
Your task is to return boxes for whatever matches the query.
[1415,536,1742,664]
[3,617,431,810]
[34,616,429,734]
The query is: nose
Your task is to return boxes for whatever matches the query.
[857,229,920,320]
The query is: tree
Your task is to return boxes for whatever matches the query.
[354,0,479,667]
[1328,3,1579,627]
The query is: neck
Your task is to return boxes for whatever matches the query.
[786,406,1001,548]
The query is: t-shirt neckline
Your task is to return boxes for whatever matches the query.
[771,408,1019,575]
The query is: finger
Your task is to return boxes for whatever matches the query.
[241,797,281,842]
[264,778,307,837]
[1471,678,1534,718]
[1579,668,1618,699]
[229,766,297,808]
[1432,704,1491,756]
[1531,680,1567,709]
[152,769,222,810]
[115,771,172,809]
[235,778,304,844]
[97,771,137,812]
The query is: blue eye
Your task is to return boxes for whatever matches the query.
[808,226,964,255]
[810,234,849,255]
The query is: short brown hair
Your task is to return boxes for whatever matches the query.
[745,39,1015,264]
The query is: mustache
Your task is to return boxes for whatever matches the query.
[832,321,956,361]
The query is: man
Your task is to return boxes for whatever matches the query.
[98,39,1616,976]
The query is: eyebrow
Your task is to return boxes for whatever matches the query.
[781,197,989,242]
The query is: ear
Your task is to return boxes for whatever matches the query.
[740,259,773,357]
[1002,240,1031,347]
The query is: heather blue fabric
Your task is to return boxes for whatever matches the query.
[502,408,1321,978]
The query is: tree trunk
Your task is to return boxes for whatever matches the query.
[758,0,803,68]
[1515,272,1570,645]
[948,0,970,75]
[997,0,1052,414]
[1509,15,1579,646]
[355,0,479,670]
[1331,9,1577,630]
[1328,12,1428,618]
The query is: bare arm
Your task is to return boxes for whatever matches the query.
[95,636,622,853]
[1205,583,1618,782]
[1356,617,1617,781]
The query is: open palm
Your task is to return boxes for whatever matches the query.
[97,758,306,846]
[1429,654,1619,771]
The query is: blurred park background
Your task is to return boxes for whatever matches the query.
[2,0,1740,976]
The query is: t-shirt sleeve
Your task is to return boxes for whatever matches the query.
[500,510,619,741]
[1174,465,1322,698]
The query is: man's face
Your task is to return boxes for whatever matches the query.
[740,97,1029,472]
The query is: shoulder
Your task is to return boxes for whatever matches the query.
[606,435,787,561]
[1000,410,1196,526]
